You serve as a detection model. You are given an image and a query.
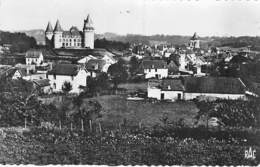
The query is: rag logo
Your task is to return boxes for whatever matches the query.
[245,147,256,160]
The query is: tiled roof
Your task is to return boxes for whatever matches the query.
[25,49,42,58]
[63,26,82,37]
[33,79,50,87]
[86,59,106,71]
[142,60,167,69]
[54,20,63,32]
[45,22,53,32]
[161,79,185,91]
[83,14,94,30]
[184,77,246,94]
[48,64,79,76]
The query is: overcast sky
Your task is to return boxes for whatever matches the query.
[0,0,260,37]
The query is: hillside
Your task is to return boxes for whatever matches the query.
[19,29,45,45]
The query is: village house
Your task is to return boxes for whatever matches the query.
[85,59,106,77]
[147,77,252,101]
[142,60,168,79]
[25,49,44,66]
[32,79,52,94]
[47,64,90,93]
[148,79,184,101]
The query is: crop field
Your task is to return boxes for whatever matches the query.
[87,95,199,128]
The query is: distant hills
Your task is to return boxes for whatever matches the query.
[4,29,260,51]
[19,29,45,45]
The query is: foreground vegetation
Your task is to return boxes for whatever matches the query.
[0,78,259,165]
[0,126,259,165]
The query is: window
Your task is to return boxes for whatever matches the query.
[54,74,56,80]
[71,75,74,80]
[74,39,76,42]
[53,83,56,89]
[70,39,72,42]
[155,68,157,72]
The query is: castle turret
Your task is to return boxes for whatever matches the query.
[53,20,63,48]
[189,32,200,49]
[83,14,94,49]
[45,21,53,40]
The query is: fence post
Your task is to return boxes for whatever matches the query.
[59,120,61,130]
[81,119,84,132]
[99,122,102,133]
[24,117,27,129]
[89,120,92,133]
[139,121,142,129]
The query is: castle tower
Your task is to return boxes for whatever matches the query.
[190,32,200,49]
[53,20,63,48]
[83,14,94,49]
[45,22,53,40]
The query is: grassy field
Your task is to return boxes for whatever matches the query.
[118,82,147,93]
[87,95,199,128]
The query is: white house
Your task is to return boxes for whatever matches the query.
[25,49,44,66]
[148,79,184,101]
[47,64,91,94]
[147,77,251,101]
[11,68,28,80]
[142,60,168,79]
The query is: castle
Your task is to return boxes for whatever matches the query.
[45,14,94,49]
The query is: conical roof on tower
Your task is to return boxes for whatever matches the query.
[191,32,198,40]
[45,22,53,32]
[54,20,63,32]
[83,14,94,30]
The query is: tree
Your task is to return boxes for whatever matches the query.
[107,59,128,89]
[62,81,72,94]
[86,72,110,96]
[0,78,42,127]
[129,56,139,76]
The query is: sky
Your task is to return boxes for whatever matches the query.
[0,0,260,37]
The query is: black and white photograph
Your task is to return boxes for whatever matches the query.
[0,0,259,165]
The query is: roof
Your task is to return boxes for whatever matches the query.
[63,26,82,37]
[48,64,79,76]
[45,22,53,32]
[25,49,43,58]
[142,60,167,69]
[33,79,50,87]
[54,20,63,32]
[184,77,246,94]
[191,32,199,40]
[83,14,94,30]
[161,79,185,91]
[86,59,106,71]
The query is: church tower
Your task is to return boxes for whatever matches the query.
[189,32,200,49]
[53,20,63,48]
[45,22,53,40]
[83,14,94,49]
